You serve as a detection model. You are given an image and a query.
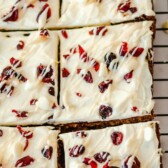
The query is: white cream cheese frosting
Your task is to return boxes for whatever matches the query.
[58,21,155,123]
[0,126,58,168]
[0,0,59,30]
[57,0,155,28]
[59,121,162,168]
[0,30,58,125]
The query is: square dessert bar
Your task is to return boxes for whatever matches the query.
[59,121,162,168]
[0,30,58,125]
[58,21,155,124]
[0,126,58,168]
[0,0,59,30]
[58,0,155,28]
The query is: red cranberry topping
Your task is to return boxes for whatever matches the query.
[30,99,38,105]
[94,152,110,163]
[61,30,68,39]
[76,92,82,97]
[41,146,53,160]
[48,87,55,96]
[2,7,19,22]
[124,70,133,83]
[81,71,93,83]
[36,4,51,23]
[12,109,28,118]
[91,59,100,72]
[129,47,144,57]
[98,80,113,93]
[89,26,108,36]
[75,131,87,138]
[118,1,131,13]
[63,54,70,60]
[69,145,85,157]
[40,29,50,37]
[77,68,81,74]
[99,105,112,119]
[1,66,15,80]
[129,7,137,13]
[70,47,77,54]
[15,156,34,167]
[10,57,22,68]
[7,85,15,96]
[52,103,57,109]
[17,40,25,50]
[131,106,139,112]
[122,155,140,168]
[111,132,123,145]
[83,158,97,168]
[0,130,3,137]
[62,68,70,78]
[119,42,128,57]
[37,64,54,84]
[104,52,117,69]
[17,126,33,151]
[78,45,89,62]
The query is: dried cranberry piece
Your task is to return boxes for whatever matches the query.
[94,152,110,163]
[78,45,89,62]
[17,126,33,151]
[131,106,139,112]
[98,80,113,93]
[118,1,131,13]
[122,155,140,168]
[10,57,22,68]
[15,156,34,167]
[12,109,28,118]
[119,42,128,57]
[17,40,25,50]
[48,87,55,96]
[111,132,123,145]
[0,130,3,137]
[129,47,144,57]
[52,103,57,109]
[1,66,15,80]
[124,70,133,83]
[89,26,108,36]
[104,52,117,69]
[91,59,100,72]
[82,71,93,83]
[2,7,19,22]
[75,131,87,138]
[61,30,68,39]
[63,54,70,60]
[76,92,82,97]
[41,146,53,160]
[69,145,85,157]
[83,158,97,168]
[7,85,15,96]
[62,68,70,78]
[30,99,38,105]
[129,7,137,13]
[36,4,51,23]
[40,29,50,37]
[99,105,112,119]
[17,73,27,82]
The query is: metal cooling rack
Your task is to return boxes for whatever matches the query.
[153,0,168,167]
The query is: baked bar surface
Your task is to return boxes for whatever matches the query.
[57,0,155,28]
[59,121,162,168]
[0,30,58,125]
[0,0,59,30]
[0,126,59,168]
[58,21,154,124]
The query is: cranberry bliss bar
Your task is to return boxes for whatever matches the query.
[57,0,155,28]
[0,0,59,30]
[59,121,162,168]
[0,30,58,125]
[58,21,154,124]
[0,126,58,167]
